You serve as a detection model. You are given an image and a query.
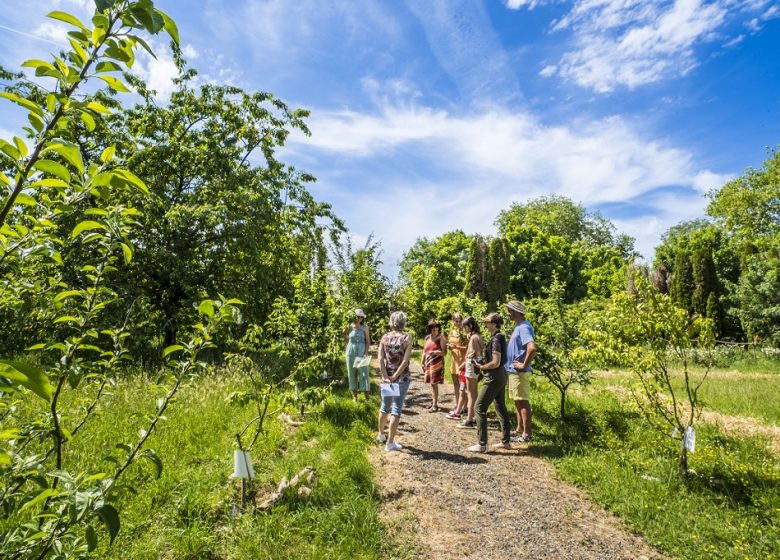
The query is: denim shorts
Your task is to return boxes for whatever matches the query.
[380,380,411,417]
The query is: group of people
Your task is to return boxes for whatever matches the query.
[343,300,536,453]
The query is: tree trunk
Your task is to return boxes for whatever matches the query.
[559,389,567,419]
[679,441,689,476]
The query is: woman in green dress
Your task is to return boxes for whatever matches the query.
[343,309,372,400]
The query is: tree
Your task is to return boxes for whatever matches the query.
[707,149,780,345]
[692,247,717,316]
[486,237,510,310]
[531,278,599,418]
[670,250,694,312]
[464,235,488,301]
[0,3,233,558]
[604,275,714,475]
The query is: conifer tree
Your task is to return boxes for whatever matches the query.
[692,248,717,316]
[464,236,489,301]
[670,250,694,312]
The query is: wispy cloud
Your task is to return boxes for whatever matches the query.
[508,0,778,92]
[288,92,731,265]
[404,0,523,103]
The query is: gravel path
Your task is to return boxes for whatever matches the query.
[371,363,666,560]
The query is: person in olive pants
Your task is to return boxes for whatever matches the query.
[468,313,512,452]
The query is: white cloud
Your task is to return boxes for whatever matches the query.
[181,44,199,60]
[133,41,180,102]
[539,64,557,77]
[692,170,734,193]
[31,22,69,45]
[288,96,729,265]
[529,0,776,92]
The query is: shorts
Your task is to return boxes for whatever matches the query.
[464,360,479,380]
[508,372,531,401]
[380,381,411,417]
[459,381,467,393]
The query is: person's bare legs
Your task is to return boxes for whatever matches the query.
[451,374,459,408]
[519,399,532,437]
[513,400,523,434]
[466,378,478,422]
[430,383,439,409]
[387,414,401,443]
[362,391,370,401]
[378,410,389,436]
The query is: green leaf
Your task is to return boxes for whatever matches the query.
[53,289,82,303]
[29,178,69,189]
[139,449,163,479]
[120,242,133,264]
[97,75,130,93]
[95,0,117,13]
[47,10,87,30]
[33,160,70,182]
[15,193,36,207]
[162,344,184,358]
[22,59,56,72]
[114,169,148,194]
[95,61,123,73]
[197,300,215,317]
[45,141,84,174]
[80,111,96,131]
[100,146,116,162]
[157,9,179,44]
[0,451,10,466]
[0,92,45,117]
[19,488,59,513]
[86,101,111,114]
[13,136,27,157]
[95,504,120,545]
[69,38,89,65]
[0,360,53,402]
[27,112,45,132]
[71,220,107,239]
[85,525,98,551]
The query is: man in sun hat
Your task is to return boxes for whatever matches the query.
[503,299,536,443]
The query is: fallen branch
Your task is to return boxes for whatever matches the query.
[278,412,304,426]
[257,466,317,510]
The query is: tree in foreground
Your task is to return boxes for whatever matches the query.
[604,275,715,475]
[0,3,247,558]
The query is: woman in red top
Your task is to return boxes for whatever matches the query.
[423,319,447,412]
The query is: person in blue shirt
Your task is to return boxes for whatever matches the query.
[503,300,536,443]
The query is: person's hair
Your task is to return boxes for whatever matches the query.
[461,316,479,334]
[389,311,407,330]
[451,312,463,323]
[425,319,441,336]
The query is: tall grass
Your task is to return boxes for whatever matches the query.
[50,373,388,559]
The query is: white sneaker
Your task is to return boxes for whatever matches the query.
[467,444,487,453]
[376,433,387,444]
[385,442,402,452]
[492,442,512,450]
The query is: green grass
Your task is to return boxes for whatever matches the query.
[524,374,780,560]
[47,373,390,559]
[591,368,780,424]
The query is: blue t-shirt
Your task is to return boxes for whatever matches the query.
[504,320,535,373]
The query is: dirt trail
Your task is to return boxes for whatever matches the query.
[370,363,665,560]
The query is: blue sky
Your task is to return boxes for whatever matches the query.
[1,0,778,276]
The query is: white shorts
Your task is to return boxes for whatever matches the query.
[465,360,479,380]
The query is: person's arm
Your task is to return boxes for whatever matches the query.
[379,339,389,382]
[439,335,447,356]
[476,336,501,370]
[342,323,350,340]
[364,325,371,352]
[513,341,537,371]
[390,338,412,383]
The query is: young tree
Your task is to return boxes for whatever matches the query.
[605,275,715,475]
[669,250,694,312]
[531,278,599,418]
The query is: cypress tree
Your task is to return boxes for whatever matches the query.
[692,248,717,316]
[706,292,723,339]
[486,237,511,310]
[670,250,694,313]
[464,236,488,301]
